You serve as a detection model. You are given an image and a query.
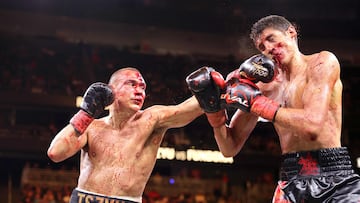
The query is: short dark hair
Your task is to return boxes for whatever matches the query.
[250,15,295,43]
[108,67,143,85]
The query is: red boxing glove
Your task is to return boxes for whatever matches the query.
[223,78,280,122]
[210,71,226,89]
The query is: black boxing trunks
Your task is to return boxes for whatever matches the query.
[272,147,360,203]
[70,188,142,203]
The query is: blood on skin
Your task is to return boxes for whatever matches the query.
[309,134,317,141]
[91,152,96,157]
[136,152,141,159]
[135,72,142,79]
[152,136,161,145]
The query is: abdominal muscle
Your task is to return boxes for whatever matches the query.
[274,120,342,154]
[77,160,153,197]
[75,118,161,197]
[264,70,342,154]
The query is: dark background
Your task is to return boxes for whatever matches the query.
[0,0,359,202]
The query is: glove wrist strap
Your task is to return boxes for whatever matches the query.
[251,96,280,122]
[70,110,94,135]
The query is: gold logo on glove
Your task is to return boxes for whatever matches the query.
[251,62,269,77]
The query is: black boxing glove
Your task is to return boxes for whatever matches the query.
[70,82,114,134]
[222,78,280,121]
[186,67,226,113]
[231,54,276,83]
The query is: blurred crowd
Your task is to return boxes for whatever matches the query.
[0,34,235,102]
[1,33,359,203]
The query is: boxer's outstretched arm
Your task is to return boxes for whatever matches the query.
[153,96,203,129]
[213,110,258,157]
[47,124,88,162]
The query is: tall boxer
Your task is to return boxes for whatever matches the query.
[200,15,360,202]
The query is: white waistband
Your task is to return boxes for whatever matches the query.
[76,188,142,203]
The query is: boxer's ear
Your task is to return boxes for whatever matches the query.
[287,25,297,39]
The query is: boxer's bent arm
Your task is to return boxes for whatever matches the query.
[47,124,88,162]
[154,96,203,129]
[213,109,258,157]
[273,51,341,136]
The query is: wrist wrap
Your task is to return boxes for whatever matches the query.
[69,110,94,135]
[251,96,280,122]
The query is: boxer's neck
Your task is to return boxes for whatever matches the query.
[108,110,136,129]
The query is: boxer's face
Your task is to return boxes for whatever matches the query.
[255,27,297,67]
[111,70,146,111]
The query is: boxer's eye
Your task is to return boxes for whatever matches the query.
[258,44,265,52]
[125,80,146,90]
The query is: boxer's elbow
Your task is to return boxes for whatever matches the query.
[47,125,82,163]
[221,150,237,158]
[219,143,242,158]
[215,131,246,157]
[303,113,326,137]
[47,147,65,163]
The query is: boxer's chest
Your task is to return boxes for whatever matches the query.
[87,118,156,161]
[280,77,306,108]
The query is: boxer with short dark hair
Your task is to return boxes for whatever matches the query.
[189,15,360,202]
[47,67,203,202]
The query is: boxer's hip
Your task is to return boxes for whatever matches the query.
[279,147,355,180]
[275,147,360,202]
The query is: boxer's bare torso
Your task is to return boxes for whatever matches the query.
[78,109,165,196]
[261,51,342,154]
[213,24,343,157]
[47,68,202,198]
[50,97,201,198]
